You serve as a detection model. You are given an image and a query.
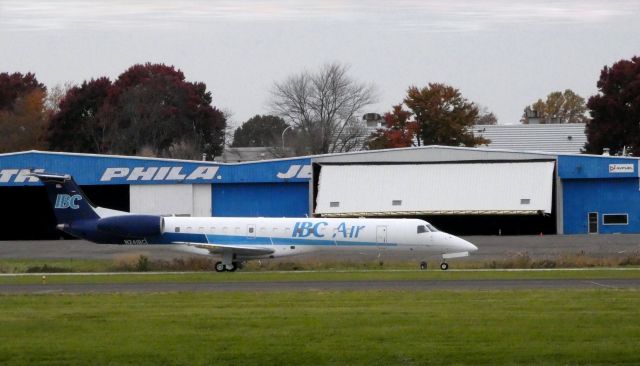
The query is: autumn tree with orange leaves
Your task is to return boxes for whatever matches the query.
[0,72,48,153]
[367,83,490,149]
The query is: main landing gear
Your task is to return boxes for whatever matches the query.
[215,261,240,272]
[419,261,449,270]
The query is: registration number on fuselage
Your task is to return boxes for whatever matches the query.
[122,239,149,245]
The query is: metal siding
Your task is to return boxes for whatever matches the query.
[558,155,639,179]
[192,184,212,217]
[562,178,640,234]
[0,151,311,186]
[212,183,309,217]
[130,184,194,216]
[316,162,555,215]
[472,124,588,154]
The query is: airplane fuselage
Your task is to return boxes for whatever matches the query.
[65,216,476,259]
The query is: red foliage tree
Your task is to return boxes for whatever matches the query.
[47,77,112,153]
[46,63,226,159]
[366,105,420,149]
[586,56,640,155]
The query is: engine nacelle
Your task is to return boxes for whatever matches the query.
[97,215,164,238]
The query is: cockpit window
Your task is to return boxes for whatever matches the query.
[426,223,438,232]
[417,225,429,234]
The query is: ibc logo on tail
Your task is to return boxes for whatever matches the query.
[55,194,82,209]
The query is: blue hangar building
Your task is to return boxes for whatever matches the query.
[0,146,638,239]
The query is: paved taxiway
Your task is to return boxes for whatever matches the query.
[2,278,639,294]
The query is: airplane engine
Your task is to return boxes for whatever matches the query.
[97,215,164,238]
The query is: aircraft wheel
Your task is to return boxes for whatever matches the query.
[225,263,236,272]
[215,261,225,272]
[420,261,427,270]
[440,262,449,271]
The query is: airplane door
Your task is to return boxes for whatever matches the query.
[376,226,387,249]
[247,224,256,239]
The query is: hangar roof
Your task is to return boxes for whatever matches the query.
[312,145,556,164]
[471,123,587,154]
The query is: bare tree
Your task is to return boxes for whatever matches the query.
[270,62,377,154]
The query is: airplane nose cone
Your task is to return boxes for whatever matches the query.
[466,240,478,252]
[456,237,478,252]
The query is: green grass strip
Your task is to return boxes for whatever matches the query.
[1,268,640,285]
[0,289,639,365]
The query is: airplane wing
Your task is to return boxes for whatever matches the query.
[172,242,275,256]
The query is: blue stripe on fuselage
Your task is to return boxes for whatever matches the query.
[152,232,396,247]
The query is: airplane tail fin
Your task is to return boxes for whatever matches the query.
[31,172,100,226]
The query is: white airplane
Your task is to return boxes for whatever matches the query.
[34,172,477,272]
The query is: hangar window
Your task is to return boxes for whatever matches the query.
[603,214,628,225]
[330,201,340,207]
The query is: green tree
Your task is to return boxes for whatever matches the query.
[232,115,289,147]
[585,56,640,155]
[404,83,488,146]
[521,89,589,124]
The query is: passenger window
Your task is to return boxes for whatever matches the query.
[175,227,180,233]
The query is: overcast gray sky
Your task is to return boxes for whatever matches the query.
[1,0,639,127]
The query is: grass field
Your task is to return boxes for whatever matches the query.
[0,289,639,365]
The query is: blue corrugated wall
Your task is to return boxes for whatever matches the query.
[558,155,640,234]
[562,178,640,234]
[212,183,309,217]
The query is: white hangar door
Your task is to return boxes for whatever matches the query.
[130,184,212,216]
[315,162,555,216]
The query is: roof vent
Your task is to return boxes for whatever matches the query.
[602,148,610,156]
